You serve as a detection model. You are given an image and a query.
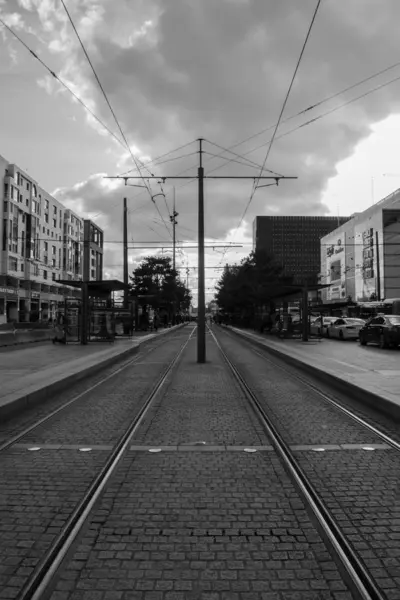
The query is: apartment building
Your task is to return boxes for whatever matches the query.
[0,154,104,324]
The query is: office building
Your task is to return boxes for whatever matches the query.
[253,215,350,284]
[0,154,104,324]
[320,189,400,304]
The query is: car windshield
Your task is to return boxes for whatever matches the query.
[345,318,364,324]
[387,316,400,325]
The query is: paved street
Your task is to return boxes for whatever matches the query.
[1,324,400,598]
[229,326,400,412]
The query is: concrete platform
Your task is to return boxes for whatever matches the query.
[227,326,400,421]
[0,325,184,422]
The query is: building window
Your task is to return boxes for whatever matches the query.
[26,182,30,191]
[43,226,46,233]
[45,214,49,224]
[43,270,47,280]
[52,245,56,255]
[21,265,24,272]
[8,257,18,271]
[44,241,48,251]
[53,218,57,228]
[26,198,29,207]
[3,201,8,213]
[52,273,56,281]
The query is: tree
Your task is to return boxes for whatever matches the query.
[130,256,191,321]
[215,250,291,326]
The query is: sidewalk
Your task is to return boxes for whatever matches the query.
[0,325,184,421]
[228,326,400,420]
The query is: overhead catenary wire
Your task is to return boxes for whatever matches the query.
[204,140,284,176]
[0,11,174,236]
[203,151,281,174]
[237,0,323,230]
[59,0,173,239]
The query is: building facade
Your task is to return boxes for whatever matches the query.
[253,216,350,284]
[320,189,400,304]
[0,154,104,324]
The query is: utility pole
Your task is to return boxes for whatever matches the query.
[81,220,91,345]
[198,139,206,363]
[103,147,297,363]
[169,187,178,274]
[375,230,381,301]
[123,197,128,308]
[302,279,309,342]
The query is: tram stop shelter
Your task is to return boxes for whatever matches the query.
[267,282,332,342]
[58,279,132,343]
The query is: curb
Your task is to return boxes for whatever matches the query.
[0,324,186,422]
[226,326,400,422]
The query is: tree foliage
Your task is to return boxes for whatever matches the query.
[130,255,191,310]
[215,249,291,315]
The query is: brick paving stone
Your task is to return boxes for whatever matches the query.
[0,449,107,591]
[214,328,383,447]
[52,449,354,598]
[18,334,188,446]
[6,333,356,599]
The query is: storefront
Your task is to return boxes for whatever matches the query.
[30,292,40,322]
[0,286,19,324]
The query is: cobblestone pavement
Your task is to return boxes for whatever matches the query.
[0,328,191,596]
[47,336,354,600]
[213,326,400,598]
[0,328,187,443]
[230,326,400,445]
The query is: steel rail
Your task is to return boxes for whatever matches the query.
[221,326,400,452]
[210,327,385,600]
[17,325,196,600]
[0,326,187,454]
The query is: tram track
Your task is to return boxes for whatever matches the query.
[0,326,188,451]
[217,325,400,451]
[1,327,195,600]
[210,326,396,600]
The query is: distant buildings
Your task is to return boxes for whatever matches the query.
[0,154,103,324]
[253,215,350,284]
[320,189,400,304]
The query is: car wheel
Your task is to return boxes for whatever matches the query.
[339,330,344,340]
[360,335,367,346]
[379,334,388,349]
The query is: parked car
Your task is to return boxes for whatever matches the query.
[327,318,365,340]
[310,316,337,337]
[359,314,400,348]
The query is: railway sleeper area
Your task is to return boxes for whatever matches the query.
[0,323,399,600]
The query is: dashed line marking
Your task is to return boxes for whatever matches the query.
[9,442,393,452]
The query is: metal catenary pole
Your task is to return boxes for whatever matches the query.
[123,197,128,309]
[197,139,206,363]
[103,162,297,362]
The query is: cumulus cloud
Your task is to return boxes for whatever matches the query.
[4,0,400,296]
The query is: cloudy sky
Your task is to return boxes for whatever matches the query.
[2,0,400,304]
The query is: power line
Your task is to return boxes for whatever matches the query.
[203,151,278,174]
[204,140,284,176]
[0,16,126,148]
[59,1,174,239]
[236,0,323,235]
[117,145,199,176]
